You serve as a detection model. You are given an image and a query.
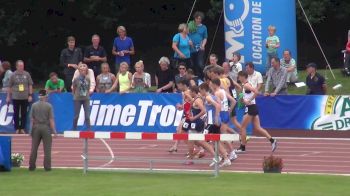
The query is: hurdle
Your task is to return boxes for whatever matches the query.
[64,131,240,177]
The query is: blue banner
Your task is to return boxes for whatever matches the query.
[224,0,297,74]
[1,93,349,133]
[49,93,183,133]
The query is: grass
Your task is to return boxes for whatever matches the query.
[287,69,349,95]
[0,168,350,196]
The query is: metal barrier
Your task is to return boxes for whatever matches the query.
[64,131,240,177]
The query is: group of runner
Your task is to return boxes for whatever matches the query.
[169,63,278,167]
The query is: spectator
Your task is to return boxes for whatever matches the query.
[280,50,298,83]
[174,62,188,92]
[172,23,193,70]
[306,63,327,95]
[264,57,288,96]
[29,89,57,171]
[187,68,201,86]
[265,25,280,70]
[189,11,208,78]
[45,72,66,93]
[83,34,107,77]
[112,26,135,72]
[229,52,243,82]
[155,57,174,93]
[344,35,350,72]
[1,61,13,92]
[6,60,33,134]
[60,36,82,92]
[106,62,132,93]
[72,63,91,130]
[245,62,263,92]
[203,53,219,81]
[131,60,151,93]
[73,63,96,93]
[96,62,116,93]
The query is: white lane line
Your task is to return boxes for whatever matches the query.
[98,138,115,168]
[300,151,321,157]
[139,144,158,149]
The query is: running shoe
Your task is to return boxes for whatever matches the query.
[209,157,222,167]
[219,159,232,167]
[234,147,246,154]
[272,139,277,152]
[229,151,238,161]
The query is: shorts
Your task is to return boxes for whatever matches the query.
[219,111,230,124]
[245,104,259,116]
[204,124,221,134]
[182,119,205,133]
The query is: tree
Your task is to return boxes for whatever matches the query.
[208,0,350,24]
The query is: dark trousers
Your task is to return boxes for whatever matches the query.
[73,100,91,130]
[345,52,350,69]
[64,73,74,92]
[12,99,29,131]
[190,50,205,79]
[29,126,52,171]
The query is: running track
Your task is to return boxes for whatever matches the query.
[9,135,350,175]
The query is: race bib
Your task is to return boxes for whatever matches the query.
[18,84,24,92]
[245,107,248,113]
[183,122,189,129]
[190,123,196,129]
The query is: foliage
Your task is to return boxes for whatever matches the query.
[208,0,350,24]
[11,153,24,165]
[263,155,283,171]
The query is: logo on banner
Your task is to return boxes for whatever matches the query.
[77,100,183,127]
[224,0,249,60]
[312,96,350,130]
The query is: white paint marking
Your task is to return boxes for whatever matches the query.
[300,151,321,157]
[139,144,158,149]
[98,139,115,168]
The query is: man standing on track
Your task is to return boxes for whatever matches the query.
[29,90,57,171]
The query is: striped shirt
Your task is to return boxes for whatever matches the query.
[265,66,288,94]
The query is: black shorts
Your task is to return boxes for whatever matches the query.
[245,104,259,116]
[182,119,205,133]
[205,124,221,134]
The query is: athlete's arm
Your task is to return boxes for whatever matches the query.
[245,83,259,102]
[190,99,206,121]
[226,92,236,113]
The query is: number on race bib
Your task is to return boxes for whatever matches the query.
[191,123,196,129]
[245,107,248,113]
[183,122,189,129]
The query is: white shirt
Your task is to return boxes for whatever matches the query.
[73,69,96,92]
[248,70,263,89]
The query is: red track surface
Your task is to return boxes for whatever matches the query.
[10,135,350,174]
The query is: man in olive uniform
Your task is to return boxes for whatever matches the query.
[29,90,57,171]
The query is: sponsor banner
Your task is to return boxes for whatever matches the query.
[49,93,183,133]
[1,93,349,133]
[224,0,297,74]
[257,95,350,131]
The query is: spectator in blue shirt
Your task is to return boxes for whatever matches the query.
[189,11,208,79]
[112,26,135,73]
[172,23,193,71]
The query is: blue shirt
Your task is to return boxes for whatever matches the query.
[173,33,191,59]
[113,36,134,65]
[189,24,208,53]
